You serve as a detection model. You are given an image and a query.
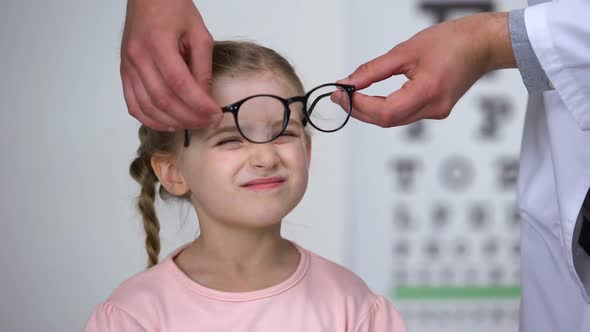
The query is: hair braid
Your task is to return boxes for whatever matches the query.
[129,127,165,268]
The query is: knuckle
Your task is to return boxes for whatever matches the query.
[124,40,143,62]
[127,106,140,118]
[385,119,399,128]
[153,92,172,109]
[128,107,164,130]
[200,32,214,46]
[376,110,394,127]
[356,63,370,75]
[432,104,450,120]
[439,107,451,119]
[168,73,188,91]
[142,106,158,118]
[415,75,438,101]
[389,42,405,54]
[200,76,213,91]
[422,80,438,102]
[133,92,152,113]
[146,30,161,48]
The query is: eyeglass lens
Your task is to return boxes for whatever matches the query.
[306,85,351,132]
[236,96,288,143]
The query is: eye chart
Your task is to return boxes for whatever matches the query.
[345,1,528,331]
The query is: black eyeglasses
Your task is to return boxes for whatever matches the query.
[184,83,355,147]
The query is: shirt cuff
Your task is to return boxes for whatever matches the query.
[509,8,553,94]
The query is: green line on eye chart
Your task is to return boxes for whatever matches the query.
[393,286,521,300]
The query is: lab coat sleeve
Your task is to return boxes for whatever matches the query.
[525,0,590,130]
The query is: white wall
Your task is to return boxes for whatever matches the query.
[0,1,349,331]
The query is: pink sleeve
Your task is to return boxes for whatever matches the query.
[353,295,407,332]
[83,302,146,332]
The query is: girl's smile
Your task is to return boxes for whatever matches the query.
[241,176,287,191]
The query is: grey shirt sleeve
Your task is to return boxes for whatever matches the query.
[509,8,554,94]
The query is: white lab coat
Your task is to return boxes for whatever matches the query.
[518,0,590,331]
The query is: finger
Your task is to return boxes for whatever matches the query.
[395,114,427,127]
[385,106,428,127]
[351,103,426,128]
[400,101,451,124]
[350,77,432,127]
[129,47,215,128]
[330,90,354,114]
[126,63,185,129]
[151,35,220,118]
[331,90,390,127]
[122,69,170,131]
[349,107,385,127]
[337,46,409,90]
[349,96,427,128]
[381,95,451,127]
[187,20,214,94]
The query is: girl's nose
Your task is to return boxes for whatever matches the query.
[248,143,280,169]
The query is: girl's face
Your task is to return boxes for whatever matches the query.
[176,72,311,229]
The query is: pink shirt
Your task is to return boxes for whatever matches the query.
[84,242,407,332]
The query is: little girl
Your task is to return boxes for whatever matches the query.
[84,40,406,332]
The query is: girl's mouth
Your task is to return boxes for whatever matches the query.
[242,177,286,191]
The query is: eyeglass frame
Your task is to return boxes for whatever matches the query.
[184,83,355,147]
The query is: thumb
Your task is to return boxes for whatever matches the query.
[338,46,408,90]
[330,90,345,107]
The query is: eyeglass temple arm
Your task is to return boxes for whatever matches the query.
[184,129,190,147]
[307,92,334,117]
[302,91,346,127]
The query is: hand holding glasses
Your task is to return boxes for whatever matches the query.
[184,83,355,146]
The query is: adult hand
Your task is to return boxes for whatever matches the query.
[121,0,221,131]
[335,12,516,128]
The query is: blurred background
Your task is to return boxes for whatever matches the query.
[0,0,527,331]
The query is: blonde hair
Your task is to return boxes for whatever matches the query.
[129,41,305,268]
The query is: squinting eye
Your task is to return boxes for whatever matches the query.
[273,130,301,143]
[217,137,243,147]
[281,131,298,137]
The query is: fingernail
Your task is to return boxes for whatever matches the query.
[330,91,342,105]
[209,112,222,125]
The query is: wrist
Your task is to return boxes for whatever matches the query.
[482,12,517,72]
